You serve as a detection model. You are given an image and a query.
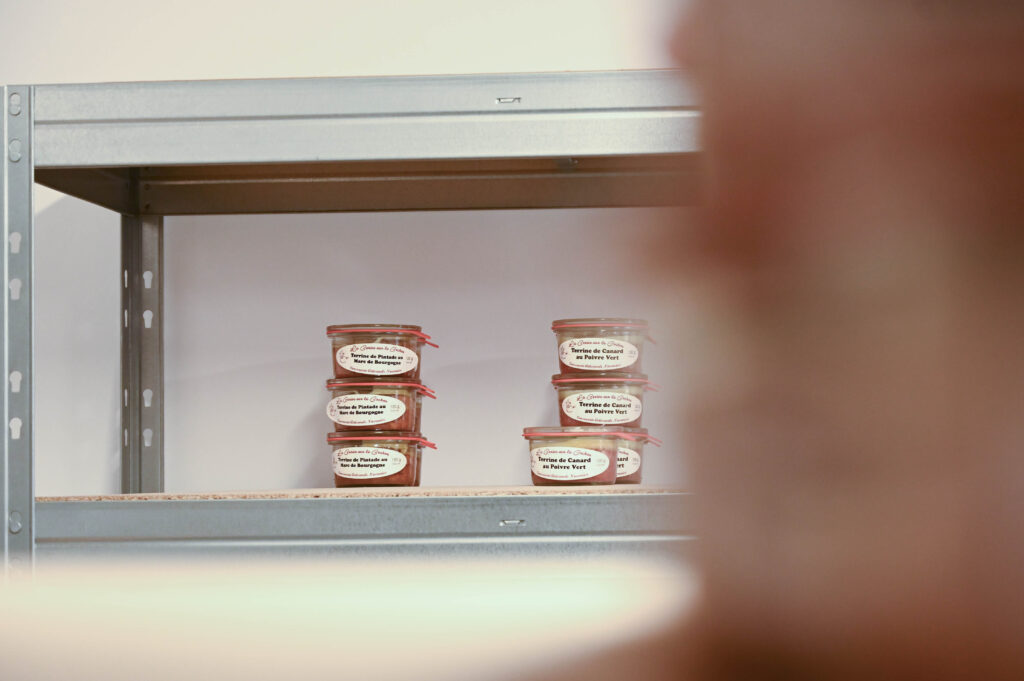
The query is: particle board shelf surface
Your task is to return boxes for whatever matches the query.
[37,486,687,502]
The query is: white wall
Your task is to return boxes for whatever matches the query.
[0,0,693,495]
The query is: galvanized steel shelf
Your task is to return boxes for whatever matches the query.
[2,69,699,570]
[35,487,693,561]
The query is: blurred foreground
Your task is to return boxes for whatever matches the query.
[0,558,695,681]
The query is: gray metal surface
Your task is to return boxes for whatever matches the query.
[120,214,164,493]
[36,536,693,563]
[33,70,699,214]
[31,70,697,168]
[35,492,692,562]
[2,85,34,570]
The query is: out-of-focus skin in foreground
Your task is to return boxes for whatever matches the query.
[543,1,1024,679]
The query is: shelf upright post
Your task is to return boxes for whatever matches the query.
[2,85,34,571]
[120,209,164,493]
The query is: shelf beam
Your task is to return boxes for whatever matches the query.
[32,70,700,214]
[31,71,697,168]
[35,490,692,562]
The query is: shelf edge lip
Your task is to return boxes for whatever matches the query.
[36,489,692,503]
[25,67,686,90]
[32,114,700,169]
[30,69,695,123]
[34,534,696,547]
[32,107,702,128]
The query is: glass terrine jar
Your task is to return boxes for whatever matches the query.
[327,324,437,380]
[551,372,653,428]
[327,431,435,487]
[326,377,435,432]
[551,318,651,375]
[522,426,622,486]
[615,427,662,484]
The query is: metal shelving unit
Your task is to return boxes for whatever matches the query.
[2,70,699,570]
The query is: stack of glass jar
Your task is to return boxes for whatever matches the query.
[325,324,437,487]
[523,318,661,486]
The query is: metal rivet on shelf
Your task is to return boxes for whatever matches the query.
[8,138,22,162]
[8,92,21,116]
[8,511,23,534]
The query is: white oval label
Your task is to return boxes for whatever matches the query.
[336,343,419,376]
[561,391,642,425]
[332,447,407,479]
[326,394,407,427]
[530,446,610,481]
[617,446,642,477]
[558,338,639,371]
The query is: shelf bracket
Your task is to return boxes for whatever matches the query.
[3,85,35,571]
[121,212,164,493]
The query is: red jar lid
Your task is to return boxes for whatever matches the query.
[325,377,436,398]
[326,323,438,347]
[618,427,662,447]
[327,430,437,449]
